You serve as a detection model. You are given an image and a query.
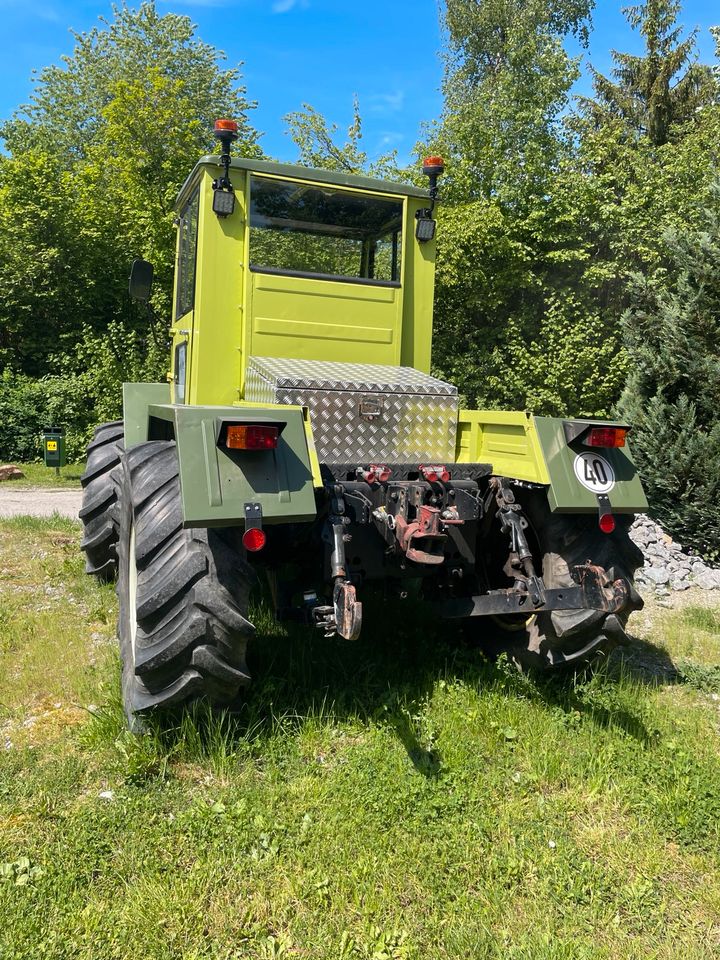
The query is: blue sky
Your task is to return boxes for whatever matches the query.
[0,0,717,163]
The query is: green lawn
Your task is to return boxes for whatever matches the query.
[2,518,720,958]
[7,462,85,488]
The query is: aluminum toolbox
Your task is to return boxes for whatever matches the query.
[245,357,459,464]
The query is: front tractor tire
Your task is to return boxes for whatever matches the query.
[80,420,125,580]
[486,492,644,673]
[117,441,255,723]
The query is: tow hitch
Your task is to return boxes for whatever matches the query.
[315,484,363,640]
[313,580,363,640]
[438,562,631,619]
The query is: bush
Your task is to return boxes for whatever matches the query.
[0,371,90,462]
[619,190,720,560]
[0,320,169,463]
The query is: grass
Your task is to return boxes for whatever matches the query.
[5,462,85,488]
[2,519,720,958]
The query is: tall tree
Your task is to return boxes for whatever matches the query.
[284,97,400,179]
[619,187,720,557]
[425,0,632,415]
[435,0,594,205]
[1,2,259,164]
[580,0,716,145]
[0,2,260,375]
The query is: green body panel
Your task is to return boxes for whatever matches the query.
[170,158,436,408]
[122,383,316,527]
[123,382,171,448]
[533,416,648,514]
[455,408,647,513]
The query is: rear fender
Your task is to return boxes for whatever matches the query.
[455,408,648,514]
[122,383,317,527]
[533,415,648,514]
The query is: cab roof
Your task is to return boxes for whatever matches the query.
[175,155,429,210]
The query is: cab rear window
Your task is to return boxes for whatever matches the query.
[249,176,402,285]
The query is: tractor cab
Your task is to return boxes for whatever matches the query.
[170,130,441,410]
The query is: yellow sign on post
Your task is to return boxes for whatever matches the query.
[42,428,65,471]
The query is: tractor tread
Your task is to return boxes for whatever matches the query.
[485,493,643,674]
[79,420,124,581]
[117,440,255,718]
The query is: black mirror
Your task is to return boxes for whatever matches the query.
[129,258,154,302]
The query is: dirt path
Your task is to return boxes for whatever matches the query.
[0,487,82,520]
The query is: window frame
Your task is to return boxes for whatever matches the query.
[248,175,404,287]
[175,186,200,320]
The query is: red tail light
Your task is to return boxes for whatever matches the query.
[420,465,450,483]
[242,527,266,552]
[599,513,616,534]
[586,427,627,448]
[226,425,279,450]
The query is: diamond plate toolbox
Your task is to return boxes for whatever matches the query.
[245,357,459,464]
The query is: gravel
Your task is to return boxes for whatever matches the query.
[630,514,720,597]
[0,487,81,520]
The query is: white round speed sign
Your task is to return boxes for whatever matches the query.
[573,452,616,494]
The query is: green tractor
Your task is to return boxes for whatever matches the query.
[80,120,646,724]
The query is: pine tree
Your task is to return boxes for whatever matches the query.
[581,0,716,145]
[619,187,720,558]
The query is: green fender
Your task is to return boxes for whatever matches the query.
[123,382,317,527]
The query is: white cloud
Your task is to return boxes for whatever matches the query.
[377,132,403,149]
[272,0,309,13]
[37,4,61,21]
[367,91,405,115]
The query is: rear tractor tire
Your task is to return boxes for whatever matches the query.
[80,420,125,580]
[116,440,255,723]
[485,490,644,673]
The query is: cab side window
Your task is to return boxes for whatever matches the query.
[175,187,200,318]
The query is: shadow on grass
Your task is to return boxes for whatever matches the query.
[118,590,667,770]
[608,634,679,686]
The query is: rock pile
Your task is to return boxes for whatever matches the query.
[630,514,720,593]
[0,465,24,481]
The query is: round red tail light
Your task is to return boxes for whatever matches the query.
[242,527,266,552]
[599,513,616,534]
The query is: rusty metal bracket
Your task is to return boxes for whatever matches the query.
[332,580,362,640]
[438,562,631,620]
[394,505,446,564]
[573,562,629,614]
[312,580,362,640]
